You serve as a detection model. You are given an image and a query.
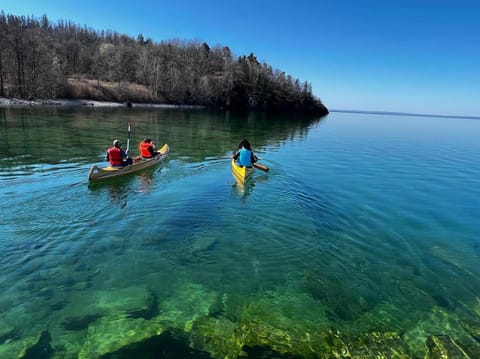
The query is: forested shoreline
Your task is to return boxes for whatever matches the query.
[0,12,328,114]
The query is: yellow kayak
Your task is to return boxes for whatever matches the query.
[231,159,254,184]
[88,144,169,182]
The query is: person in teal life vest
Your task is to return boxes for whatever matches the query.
[105,139,133,167]
[233,138,258,167]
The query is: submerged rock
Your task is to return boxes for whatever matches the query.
[187,288,340,358]
[190,235,218,255]
[0,330,49,359]
[78,315,166,359]
[240,320,317,357]
[189,316,416,358]
[347,331,413,358]
[302,269,376,322]
[160,282,217,326]
[425,335,472,358]
[60,286,156,323]
[0,322,15,345]
[100,330,213,359]
[190,316,242,358]
[5,279,479,358]
[461,319,480,343]
[77,282,218,358]
[21,330,52,359]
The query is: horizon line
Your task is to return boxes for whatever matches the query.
[330,109,480,120]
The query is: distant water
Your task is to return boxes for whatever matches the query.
[331,108,480,120]
[0,107,479,358]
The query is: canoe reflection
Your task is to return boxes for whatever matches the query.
[232,173,269,200]
[88,168,157,208]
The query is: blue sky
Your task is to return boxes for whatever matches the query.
[2,0,479,116]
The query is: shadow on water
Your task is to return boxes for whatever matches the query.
[22,331,53,359]
[100,327,301,359]
[102,330,214,359]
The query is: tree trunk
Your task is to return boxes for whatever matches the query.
[0,50,4,97]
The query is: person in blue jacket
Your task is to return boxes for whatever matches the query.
[233,139,258,167]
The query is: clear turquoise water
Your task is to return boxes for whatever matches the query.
[0,107,479,357]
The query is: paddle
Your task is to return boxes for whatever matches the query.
[253,162,269,172]
[126,123,131,154]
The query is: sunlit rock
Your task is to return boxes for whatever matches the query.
[78,315,165,359]
[190,316,242,359]
[77,282,217,358]
[241,320,313,356]
[160,282,217,325]
[49,326,90,359]
[425,335,472,358]
[347,331,413,358]
[461,319,480,343]
[402,306,480,357]
[0,330,50,359]
[219,288,334,357]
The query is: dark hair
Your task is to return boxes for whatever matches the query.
[238,138,251,150]
[144,138,151,143]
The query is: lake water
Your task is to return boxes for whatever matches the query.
[0,107,479,358]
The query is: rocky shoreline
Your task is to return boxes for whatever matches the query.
[0,97,205,109]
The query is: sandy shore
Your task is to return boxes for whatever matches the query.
[0,98,204,109]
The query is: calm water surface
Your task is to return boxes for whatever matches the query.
[0,107,479,358]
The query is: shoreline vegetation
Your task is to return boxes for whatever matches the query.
[0,78,209,109]
[0,12,329,116]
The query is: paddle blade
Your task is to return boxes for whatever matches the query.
[253,163,269,172]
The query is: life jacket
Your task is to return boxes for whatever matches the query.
[107,147,123,166]
[139,141,154,158]
[238,148,252,167]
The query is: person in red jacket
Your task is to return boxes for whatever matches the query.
[138,138,157,158]
[138,138,160,158]
[105,139,132,166]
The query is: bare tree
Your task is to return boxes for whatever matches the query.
[0,12,328,114]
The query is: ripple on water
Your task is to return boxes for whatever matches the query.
[1,112,480,357]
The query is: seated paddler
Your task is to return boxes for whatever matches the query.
[233,138,258,167]
[138,138,158,158]
[106,139,132,167]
